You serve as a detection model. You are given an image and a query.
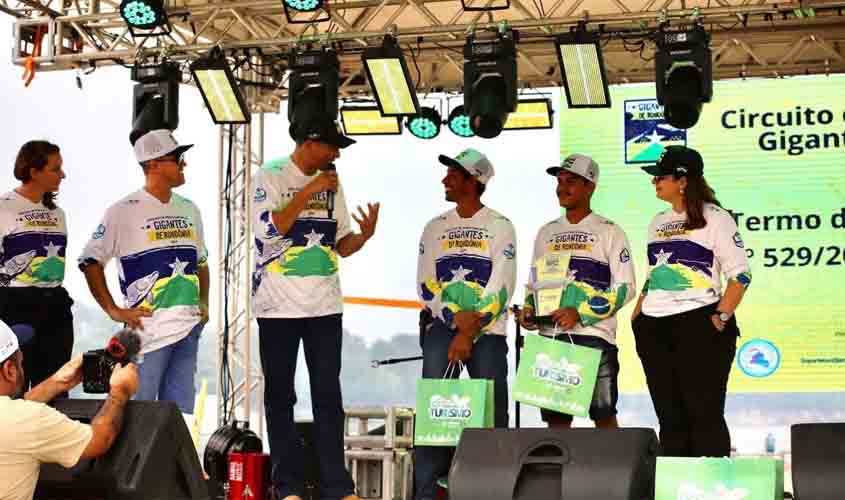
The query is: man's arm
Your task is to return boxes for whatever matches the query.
[25,355,84,403]
[80,363,139,460]
[82,262,151,330]
[336,203,380,257]
[269,171,336,237]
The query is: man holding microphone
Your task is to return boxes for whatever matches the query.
[251,117,380,500]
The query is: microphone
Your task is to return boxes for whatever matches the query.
[105,328,142,364]
[325,162,336,220]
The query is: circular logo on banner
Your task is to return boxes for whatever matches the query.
[737,339,781,378]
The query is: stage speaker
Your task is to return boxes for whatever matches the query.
[791,423,845,500]
[35,398,208,500]
[449,428,659,500]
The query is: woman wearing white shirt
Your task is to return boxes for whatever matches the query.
[0,141,74,393]
[631,146,751,457]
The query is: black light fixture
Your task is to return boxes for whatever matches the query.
[119,0,170,38]
[361,36,420,116]
[282,0,329,24]
[407,106,442,139]
[190,48,251,124]
[555,30,611,108]
[502,98,554,130]
[447,105,474,138]
[288,47,339,140]
[340,105,402,135]
[461,0,510,12]
[463,30,518,139]
[131,61,180,131]
[655,23,712,129]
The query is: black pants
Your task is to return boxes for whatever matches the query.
[0,286,74,391]
[632,303,738,457]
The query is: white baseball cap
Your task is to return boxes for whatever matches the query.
[438,148,495,185]
[547,154,600,184]
[0,320,34,364]
[133,129,194,163]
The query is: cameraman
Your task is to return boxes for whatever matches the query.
[0,320,139,500]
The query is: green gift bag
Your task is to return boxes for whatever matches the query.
[512,333,601,417]
[656,457,784,500]
[414,364,495,447]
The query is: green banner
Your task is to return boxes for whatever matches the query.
[513,334,601,416]
[560,76,845,393]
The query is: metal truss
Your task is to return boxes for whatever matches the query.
[5,0,845,112]
[217,117,266,436]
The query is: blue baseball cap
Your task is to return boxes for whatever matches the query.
[0,321,34,363]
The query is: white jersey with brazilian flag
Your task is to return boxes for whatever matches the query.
[0,191,67,288]
[527,213,636,345]
[642,203,751,317]
[79,189,207,354]
[251,156,352,319]
[417,207,517,336]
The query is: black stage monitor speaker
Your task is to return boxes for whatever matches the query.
[35,399,209,500]
[791,422,845,500]
[449,428,659,500]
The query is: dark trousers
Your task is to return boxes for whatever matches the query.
[257,314,355,500]
[0,286,74,392]
[632,303,738,457]
[414,320,509,500]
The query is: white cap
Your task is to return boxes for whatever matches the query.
[438,148,495,185]
[0,320,33,364]
[133,129,194,163]
[547,154,600,184]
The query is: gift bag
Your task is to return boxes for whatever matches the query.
[656,457,784,500]
[414,363,495,446]
[512,333,601,417]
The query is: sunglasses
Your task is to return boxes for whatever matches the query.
[156,154,186,166]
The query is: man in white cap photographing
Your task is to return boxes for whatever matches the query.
[415,148,517,500]
[518,153,636,429]
[0,320,139,500]
[78,129,208,418]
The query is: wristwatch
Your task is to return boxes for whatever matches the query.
[716,311,732,322]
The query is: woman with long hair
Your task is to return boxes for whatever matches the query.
[631,146,752,457]
[0,140,74,393]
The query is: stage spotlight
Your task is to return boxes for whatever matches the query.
[503,98,554,130]
[447,105,474,138]
[131,61,180,131]
[463,30,518,139]
[655,23,712,129]
[362,36,420,116]
[407,107,442,139]
[340,106,402,135]
[190,48,251,124]
[288,48,339,140]
[282,0,329,23]
[119,0,170,37]
[555,31,611,108]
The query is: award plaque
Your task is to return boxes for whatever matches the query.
[528,251,571,324]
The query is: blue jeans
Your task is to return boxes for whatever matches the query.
[257,314,355,500]
[136,323,202,413]
[414,320,509,500]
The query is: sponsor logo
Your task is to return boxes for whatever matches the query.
[624,99,687,164]
[737,339,781,378]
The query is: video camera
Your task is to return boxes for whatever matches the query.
[82,328,141,393]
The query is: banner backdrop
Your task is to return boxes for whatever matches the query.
[559,75,845,393]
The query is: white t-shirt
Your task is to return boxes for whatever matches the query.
[417,207,517,336]
[527,213,636,345]
[251,157,352,319]
[642,203,751,317]
[0,396,93,500]
[79,189,208,354]
[0,191,67,288]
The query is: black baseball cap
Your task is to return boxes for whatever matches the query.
[291,118,356,149]
[641,145,703,177]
